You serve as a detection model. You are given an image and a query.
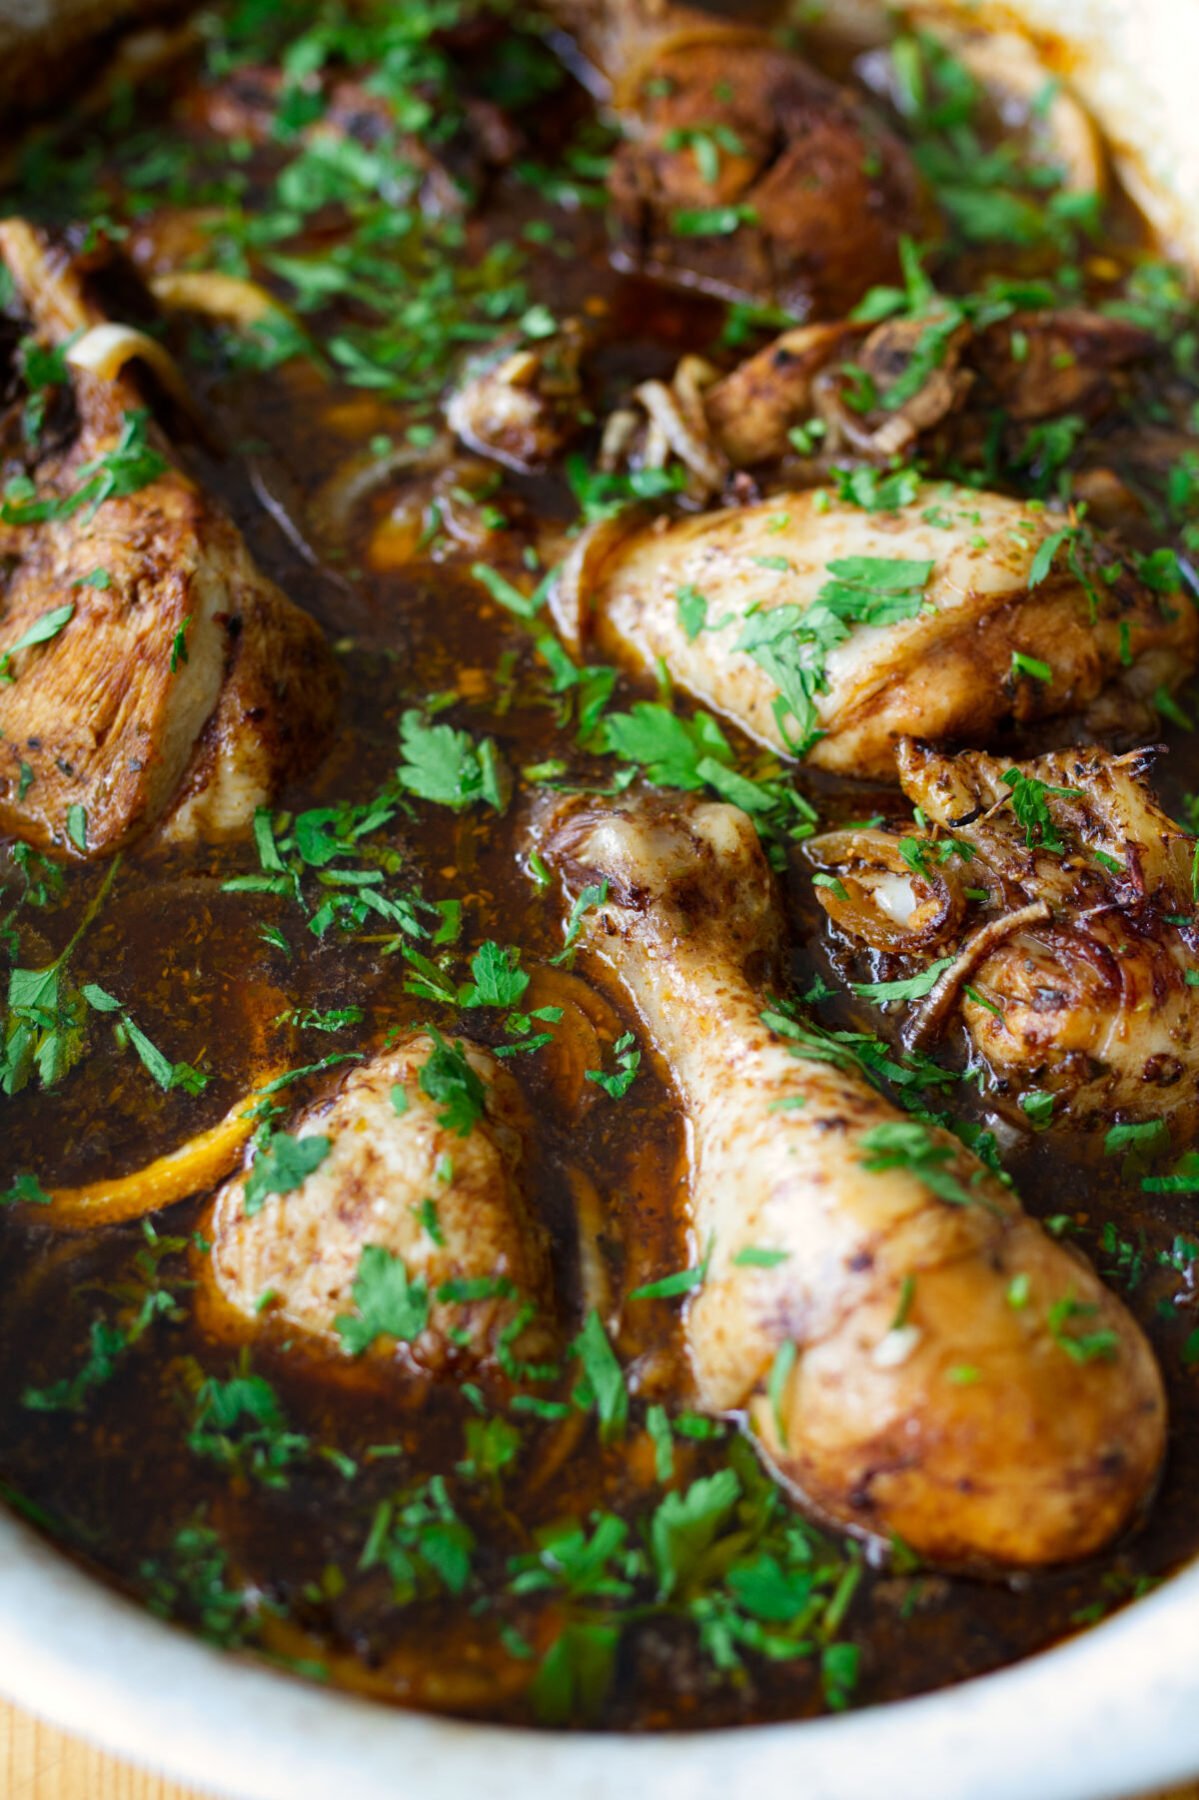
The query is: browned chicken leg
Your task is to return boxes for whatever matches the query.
[540,790,1165,1568]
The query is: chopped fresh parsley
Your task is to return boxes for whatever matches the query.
[859,1120,978,1208]
[552,881,608,968]
[0,601,73,683]
[335,1245,429,1355]
[736,555,932,755]
[1047,1297,1119,1364]
[459,940,529,1009]
[570,1310,627,1443]
[830,465,921,513]
[244,1131,331,1215]
[418,1030,486,1136]
[629,1236,713,1302]
[1,1169,51,1206]
[1001,768,1081,853]
[585,1030,641,1099]
[397,709,508,812]
[2,409,167,526]
[851,957,954,1004]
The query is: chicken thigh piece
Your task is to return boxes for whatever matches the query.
[0,219,336,858]
[552,483,1196,778]
[206,1034,554,1376]
[812,740,1199,1131]
[540,791,1165,1568]
[699,305,1155,471]
[543,0,932,319]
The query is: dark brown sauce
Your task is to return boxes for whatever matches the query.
[1,0,1198,1733]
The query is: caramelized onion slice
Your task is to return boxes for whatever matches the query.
[308,431,453,542]
[807,827,967,953]
[148,269,294,329]
[33,1076,282,1232]
[66,321,201,424]
[549,509,646,654]
[523,965,622,1111]
[905,902,1053,1051]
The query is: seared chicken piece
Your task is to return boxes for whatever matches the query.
[175,66,515,217]
[552,483,1196,778]
[655,305,1155,478]
[206,1035,554,1374]
[812,740,1199,1130]
[0,220,335,857]
[858,25,1105,202]
[969,310,1157,425]
[544,0,932,319]
[541,791,1165,1567]
[446,321,589,474]
[702,321,863,469]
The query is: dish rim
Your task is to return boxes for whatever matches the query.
[1,1499,1198,1800]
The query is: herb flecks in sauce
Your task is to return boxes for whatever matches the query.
[0,0,1198,1739]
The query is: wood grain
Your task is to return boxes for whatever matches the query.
[2,1692,1197,1800]
[0,1698,212,1800]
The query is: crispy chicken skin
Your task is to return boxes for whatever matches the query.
[544,0,932,319]
[0,219,336,858]
[206,1035,554,1374]
[541,792,1165,1567]
[552,483,1197,778]
[812,740,1199,1129]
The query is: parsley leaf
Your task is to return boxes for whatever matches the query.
[335,1245,430,1354]
[2,409,167,526]
[0,601,74,683]
[603,702,733,789]
[244,1131,331,1215]
[1002,768,1081,853]
[552,881,608,967]
[397,710,508,812]
[570,1310,627,1443]
[188,1362,309,1488]
[418,1030,486,1136]
[851,957,954,1003]
[737,555,932,754]
[585,1030,641,1099]
[1,1170,51,1206]
[459,941,529,1009]
[651,1470,742,1599]
[1047,1296,1118,1364]
[830,466,921,513]
[859,1120,977,1208]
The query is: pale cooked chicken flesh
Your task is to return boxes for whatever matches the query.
[552,482,1197,778]
[206,1034,554,1375]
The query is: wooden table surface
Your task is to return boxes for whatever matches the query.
[3,1692,1198,1800]
[0,1699,211,1800]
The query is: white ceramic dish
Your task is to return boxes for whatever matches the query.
[4,1499,1199,1800]
[1,2,1198,1795]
